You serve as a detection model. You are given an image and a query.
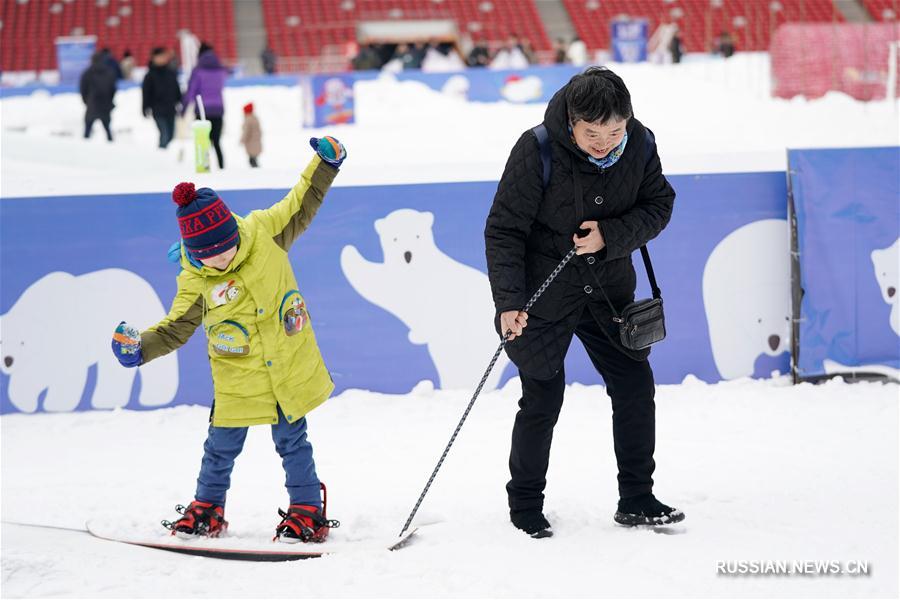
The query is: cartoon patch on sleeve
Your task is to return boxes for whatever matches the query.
[282,294,308,336]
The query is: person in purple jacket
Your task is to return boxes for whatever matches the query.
[183,43,228,169]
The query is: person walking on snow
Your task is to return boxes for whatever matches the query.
[142,47,181,149]
[183,44,228,169]
[485,67,682,538]
[240,102,262,167]
[111,137,347,543]
[80,51,117,141]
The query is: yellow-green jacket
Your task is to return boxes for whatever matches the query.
[140,155,337,427]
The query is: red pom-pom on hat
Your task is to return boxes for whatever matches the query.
[173,182,197,207]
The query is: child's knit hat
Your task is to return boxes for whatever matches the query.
[172,182,239,259]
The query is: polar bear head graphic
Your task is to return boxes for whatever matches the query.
[340,208,509,391]
[871,237,899,335]
[373,209,437,269]
[702,219,791,380]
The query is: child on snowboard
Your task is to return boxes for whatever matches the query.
[111,136,347,543]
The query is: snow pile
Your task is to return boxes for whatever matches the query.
[2,377,898,597]
[2,54,898,198]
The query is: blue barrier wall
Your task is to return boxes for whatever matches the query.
[1,169,794,414]
[790,147,900,378]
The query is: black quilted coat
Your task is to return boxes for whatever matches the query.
[484,86,675,379]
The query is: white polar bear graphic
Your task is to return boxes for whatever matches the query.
[340,209,509,391]
[0,269,178,413]
[871,238,899,335]
[702,219,791,380]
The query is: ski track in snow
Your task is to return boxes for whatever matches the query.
[2,377,897,598]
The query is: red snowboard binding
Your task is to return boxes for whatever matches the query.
[274,483,340,544]
[162,501,228,539]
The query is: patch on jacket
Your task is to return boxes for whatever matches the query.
[208,320,251,356]
[280,291,307,336]
[210,279,241,306]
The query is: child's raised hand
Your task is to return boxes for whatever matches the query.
[111,321,143,368]
[310,136,346,168]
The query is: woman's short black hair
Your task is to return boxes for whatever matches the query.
[565,66,633,125]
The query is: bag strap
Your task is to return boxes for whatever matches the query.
[531,122,661,306]
[640,246,661,300]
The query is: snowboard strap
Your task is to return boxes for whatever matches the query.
[275,506,340,542]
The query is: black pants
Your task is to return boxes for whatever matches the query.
[209,116,224,168]
[507,305,656,513]
[153,114,175,148]
[84,112,112,141]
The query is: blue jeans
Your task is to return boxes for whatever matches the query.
[153,114,175,148]
[195,406,321,508]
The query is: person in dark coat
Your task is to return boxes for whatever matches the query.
[142,47,182,148]
[484,67,681,538]
[79,51,117,141]
[669,30,683,64]
[261,44,277,75]
[100,47,123,80]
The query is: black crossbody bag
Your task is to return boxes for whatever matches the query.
[595,247,666,351]
[532,124,666,352]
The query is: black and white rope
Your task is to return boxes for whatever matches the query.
[397,246,578,537]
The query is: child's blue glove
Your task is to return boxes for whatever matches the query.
[310,136,346,168]
[112,321,142,368]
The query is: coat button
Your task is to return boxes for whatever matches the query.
[594,195,604,205]
[584,285,593,294]
[586,256,596,265]
[266,360,272,367]
[258,308,264,314]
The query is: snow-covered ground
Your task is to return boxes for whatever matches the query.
[2,54,898,198]
[2,377,898,598]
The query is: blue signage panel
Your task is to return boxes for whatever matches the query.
[55,36,96,86]
[789,147,900,378]
[1,170,790,415]
[611,19,649,63]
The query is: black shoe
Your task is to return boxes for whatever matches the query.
[614,493,685,526]
[510,509,553,538]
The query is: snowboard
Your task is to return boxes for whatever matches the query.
[85,519,419,562]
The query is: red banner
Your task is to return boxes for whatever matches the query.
[772,23,899,100]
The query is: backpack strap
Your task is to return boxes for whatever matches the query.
[531,124,552,189]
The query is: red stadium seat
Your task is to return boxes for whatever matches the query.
[1,0,237,73]
[861,0,899,21]
[560,0,841,53]
[260,0,551,72]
